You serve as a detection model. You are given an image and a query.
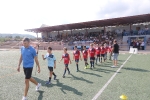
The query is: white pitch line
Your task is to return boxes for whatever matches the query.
[92,54,133,100]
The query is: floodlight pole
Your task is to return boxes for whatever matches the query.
[58,31,59,38]
[85,28,88,35]
[71,29,72,35]
[47,32,48,38]
[129,24,132,31]
[36,32,38,39]
[104,26,106,35]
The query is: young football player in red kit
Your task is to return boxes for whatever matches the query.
[59,47,71,78]
[88,43,96,69]
[101,44,106,63]
[95,44,101,65]
[108,45,113,60]
[104,43,109,61]
[73,46,82,72]
[82,46,89,69]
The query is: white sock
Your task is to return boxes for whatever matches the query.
[23,96,26,99]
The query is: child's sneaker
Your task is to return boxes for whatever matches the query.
[36,83,41,91]
[111,65,116,68]
[87,65,90,68]
[45,81,51,85]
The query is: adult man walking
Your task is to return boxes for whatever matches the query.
[17,38,41,100]
[111,39,119,68]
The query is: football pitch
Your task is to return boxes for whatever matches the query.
[0,50,150,100]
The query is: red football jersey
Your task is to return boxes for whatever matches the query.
[88,48,96,57]
[73,50,80,60]
[101,47,106,54]
[95,47,101,55]
[82,50,88,59]
[62,53,70,64]
[108,46,112,53]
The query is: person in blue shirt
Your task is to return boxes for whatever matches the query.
[42,47,57,84]
[17,38,41,100]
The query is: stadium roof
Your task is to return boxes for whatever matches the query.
[25,13,150,33]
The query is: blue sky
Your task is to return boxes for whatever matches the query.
[0,0,150,36]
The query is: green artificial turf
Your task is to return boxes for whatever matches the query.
[0,50,149,100]
[99,54,150,100]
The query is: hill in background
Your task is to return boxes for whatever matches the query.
[0,33,36,39]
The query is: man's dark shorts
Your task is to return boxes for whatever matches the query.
[23,67,33,79]
[48,67,53,72]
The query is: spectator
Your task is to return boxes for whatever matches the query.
[141,41,145,50]
[133,40,137,48]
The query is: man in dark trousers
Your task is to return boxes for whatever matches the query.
[111,39,119,68]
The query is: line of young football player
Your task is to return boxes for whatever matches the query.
[42,47,57,84]
[100,44,106,63]
[82,46,89,69]
[108,45,113,60]
[88,43,96,69]
[73,46,82,72]
[104,43,109,61]
[95,44,101,65]
[59,47,71,78]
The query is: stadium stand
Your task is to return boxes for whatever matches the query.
[1,14,150,51]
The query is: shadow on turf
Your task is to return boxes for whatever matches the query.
[99,64,123,68]
[79,70,102,77]
[96,61,125,68]
[93,67,118,73]
[55,79,83,96]
[94,61,125,73]
[123,67,150,72]
[33,77,83,96]
[37,90,44,100]
[70,74,93,84]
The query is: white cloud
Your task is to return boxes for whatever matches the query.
[96,0,150,19]
[0,0,149,36]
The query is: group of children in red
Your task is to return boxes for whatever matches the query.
[59,43,113,78]
[42,43,113,85]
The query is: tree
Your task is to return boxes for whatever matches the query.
[14,36,21,41]
[15,36,20,39]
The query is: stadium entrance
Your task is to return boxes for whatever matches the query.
[128,36,146,50]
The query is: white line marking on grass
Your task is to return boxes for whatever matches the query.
[92,54,132,100]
